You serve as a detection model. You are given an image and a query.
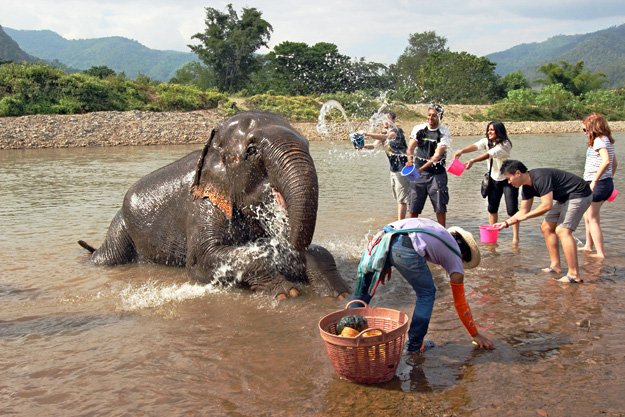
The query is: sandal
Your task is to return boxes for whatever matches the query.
[554,274,583,284]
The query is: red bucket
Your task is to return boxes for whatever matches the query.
[446,158,465,176]
[607,188,618,202]
[479,225,499,243]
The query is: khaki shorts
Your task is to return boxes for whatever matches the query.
[390,171,410,204]
[544,195,592,231]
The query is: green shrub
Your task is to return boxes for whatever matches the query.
[245,94,320,121]
[583,89,625,119]
[0,96,25,116]
[0,62,232,116]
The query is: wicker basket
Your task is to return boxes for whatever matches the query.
[318,300,409,384]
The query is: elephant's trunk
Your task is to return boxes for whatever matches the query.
[263,130,318,251]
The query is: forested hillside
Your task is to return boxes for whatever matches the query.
[0,25,38,63]
[3,27,199,81]
[486,24,625,88]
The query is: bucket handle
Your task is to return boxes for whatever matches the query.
[344,300,368,310]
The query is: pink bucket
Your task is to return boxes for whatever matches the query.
[446,158,465,176]
[607,188,618,202]
[479,225,499,244]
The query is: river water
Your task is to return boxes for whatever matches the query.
[2,133,625,416]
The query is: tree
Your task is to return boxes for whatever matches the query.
[262,41,386,95]
[534,60,608,96]
[189,4,272,93]
[169,62,214,90]
[417,51,500,104]
[83,66,116,79]
[389,31,448,86]
[497,71,530,95]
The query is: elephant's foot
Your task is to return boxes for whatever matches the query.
[275,287,301,300]
[324,291,350,301]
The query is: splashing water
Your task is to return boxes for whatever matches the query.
[119,280,223,310]
[367,101,396,132]
[316,100,354,136]
[208,186,300,284]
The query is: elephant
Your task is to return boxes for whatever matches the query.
[78,111,350,299]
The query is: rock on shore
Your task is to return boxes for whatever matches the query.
[1,106,624,149]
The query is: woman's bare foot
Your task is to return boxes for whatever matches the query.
[541,266,561,274]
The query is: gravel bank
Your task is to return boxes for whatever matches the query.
[2,107,624,149]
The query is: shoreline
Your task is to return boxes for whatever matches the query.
[2,108,625,150]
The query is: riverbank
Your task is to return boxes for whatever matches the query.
[2,106,624,149]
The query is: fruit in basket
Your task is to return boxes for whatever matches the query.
[363,330,382,337]
[335,315,368,335]
[339,327,360,337]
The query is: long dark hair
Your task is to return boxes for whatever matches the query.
[486,121,512,147]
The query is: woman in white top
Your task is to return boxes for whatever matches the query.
[581,113,617,258]
[454,121,519,244]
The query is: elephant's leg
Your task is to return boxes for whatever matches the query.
[186,206,307,299]
[187,249,306,299]
[304,245,351,299]
[89,210,138,265]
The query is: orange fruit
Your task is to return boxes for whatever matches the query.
[339,327,360,337]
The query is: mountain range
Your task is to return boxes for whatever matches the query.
[2,26,199,81]
[485,23,625,89]
[2,24,624,88]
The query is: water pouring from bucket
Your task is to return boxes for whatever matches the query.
[447,158,465,176]
[350,133,365,150]
[401,165,420,181]
[317,100,354,137]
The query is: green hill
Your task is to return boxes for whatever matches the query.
[0,25,39,63]
[3,27,199,82]
[486,24,625,89]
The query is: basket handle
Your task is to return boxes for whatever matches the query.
[344,300,368,310]
[355,327,386,338]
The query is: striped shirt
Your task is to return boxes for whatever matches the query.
[583,136,615,181]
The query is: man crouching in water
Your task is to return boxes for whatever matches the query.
[351,218,494,354]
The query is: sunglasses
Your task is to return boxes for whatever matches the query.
[583,128,587,133]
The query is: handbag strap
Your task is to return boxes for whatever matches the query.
[486,140,493,175]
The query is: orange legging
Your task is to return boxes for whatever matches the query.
[451,282,478,337]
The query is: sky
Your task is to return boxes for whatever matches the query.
[2,0,625,64]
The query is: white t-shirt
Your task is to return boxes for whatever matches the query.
[474,138,512,182]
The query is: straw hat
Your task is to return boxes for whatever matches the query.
[447,226,480,269]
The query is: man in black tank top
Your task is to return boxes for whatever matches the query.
[406,104,452,226]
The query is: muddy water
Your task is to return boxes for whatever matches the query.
[1,133,625,416]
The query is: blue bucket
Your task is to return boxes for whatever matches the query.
[401,165,420,181]
[350,133,365,150]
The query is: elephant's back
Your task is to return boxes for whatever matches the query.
[121,150,201,264]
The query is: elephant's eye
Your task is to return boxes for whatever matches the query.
[245,143,259,160]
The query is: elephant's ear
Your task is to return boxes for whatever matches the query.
[190,129,233,218]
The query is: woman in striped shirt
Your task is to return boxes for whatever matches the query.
[581,113,617,258]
